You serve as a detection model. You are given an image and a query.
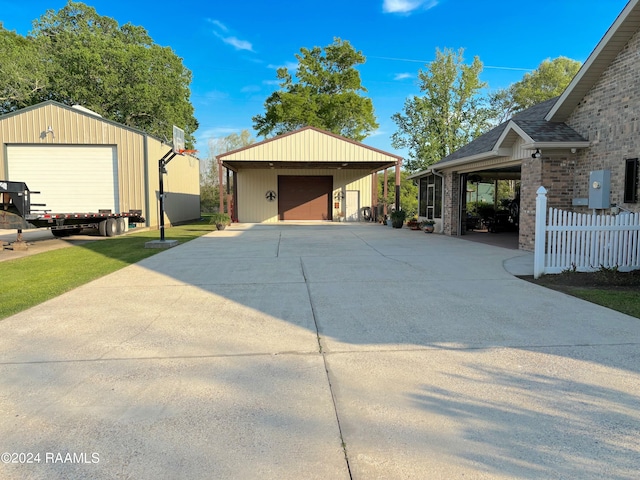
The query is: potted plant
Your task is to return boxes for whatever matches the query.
[420,219,435,233]
[210,212,231,230]
[406,217,420,230]
[390,210,407,228]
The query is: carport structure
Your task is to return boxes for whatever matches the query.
[216,126,401,223]
[409,98,589,248]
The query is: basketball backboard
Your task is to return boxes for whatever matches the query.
[172,125,185,154]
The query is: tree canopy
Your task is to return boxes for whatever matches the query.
[200,130,255,213]
[490,56,581,122]
[252,38,378,141]
[0,1,198,146]
[391,48,493,172]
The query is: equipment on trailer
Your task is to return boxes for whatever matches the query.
[0,180,145,237]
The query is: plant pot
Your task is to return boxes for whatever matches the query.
[423,225,434,233]
[216,223,226,231]
[386,219,392,227]
[392,220,404,228]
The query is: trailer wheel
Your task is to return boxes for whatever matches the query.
[116,218,126,235]
[98,220,107,237]
[105,218,117,237]
[52,229,69,238]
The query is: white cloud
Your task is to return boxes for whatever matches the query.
[394,73,413,80]
[219,35,253,51]
[206,18,228,32]
[267,62,298,71]
[241,85,261,93]
[207,19,254,52]
[383,0,438,14]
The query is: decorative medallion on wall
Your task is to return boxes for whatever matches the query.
[266,190,277,202]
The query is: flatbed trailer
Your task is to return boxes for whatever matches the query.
[0,180,145,237]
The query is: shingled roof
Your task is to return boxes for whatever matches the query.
[432,97,587,167]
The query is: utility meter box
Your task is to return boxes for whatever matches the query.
[588,169,611,209]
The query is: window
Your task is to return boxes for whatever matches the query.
[419,177,428,217]
[418,174,443,219]
[624,158,638,203]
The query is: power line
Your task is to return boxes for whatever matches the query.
[368,55,533,71]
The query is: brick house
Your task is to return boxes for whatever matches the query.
[409,0,640,251]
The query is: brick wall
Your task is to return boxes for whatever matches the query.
[519,152,576,251]
[566,28,640,212]
[442,172,461,235]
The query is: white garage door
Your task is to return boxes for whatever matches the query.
[6,145,119,213]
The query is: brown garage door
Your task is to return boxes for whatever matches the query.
[278,176,333,220]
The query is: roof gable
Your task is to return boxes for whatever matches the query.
[0,100,162,141]
[217,126,402,163]
[546,0,640,121]
[429,97,588,170]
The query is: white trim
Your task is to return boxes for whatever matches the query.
[495,121,534,149]
[520,141,591,150]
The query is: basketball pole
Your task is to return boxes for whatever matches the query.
[158,149,177,241]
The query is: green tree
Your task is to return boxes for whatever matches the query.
[200,130,255,213]
[2,1,198,147]
[490,56,581,120]
[391,48,492,172]
[0,25,47,112]
[253,38,378,141]
[378,170,418,217]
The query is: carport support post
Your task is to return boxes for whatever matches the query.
[372,171,378,222]
[158,150,177,241]
[218,158,224,214]
[395,158,402,211]
[383,169,388,217]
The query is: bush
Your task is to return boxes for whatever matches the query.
[209,213,231,226]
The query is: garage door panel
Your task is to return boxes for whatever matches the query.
[6,145,118,213]
[278,176,332,221]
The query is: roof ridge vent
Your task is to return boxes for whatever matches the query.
[71,105,102,117]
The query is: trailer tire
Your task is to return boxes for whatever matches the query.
[52,229,69,238]
[98,220,107,237]
[116,218,126,235]
[105,218,117,237]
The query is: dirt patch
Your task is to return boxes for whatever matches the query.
[519,269,640,292]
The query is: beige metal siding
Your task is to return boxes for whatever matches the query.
[0,102,200,229]
[223,129,398,164]
[237,168,374,223]
[144,136,200,228]
[0,103,146,217]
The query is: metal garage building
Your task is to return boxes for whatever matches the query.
[0,101,200,229]
[217,126,402,223]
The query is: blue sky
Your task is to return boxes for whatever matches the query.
[0,0,631,157]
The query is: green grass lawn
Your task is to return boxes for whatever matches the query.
[0,219,217,320]
[567,289,640,319]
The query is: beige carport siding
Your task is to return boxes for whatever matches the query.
[217,127,401,223]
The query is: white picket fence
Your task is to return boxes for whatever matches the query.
[534,186,640,278]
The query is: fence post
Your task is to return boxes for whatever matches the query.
[534,186,548,278]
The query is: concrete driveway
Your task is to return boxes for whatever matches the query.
[1,223,639,479]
